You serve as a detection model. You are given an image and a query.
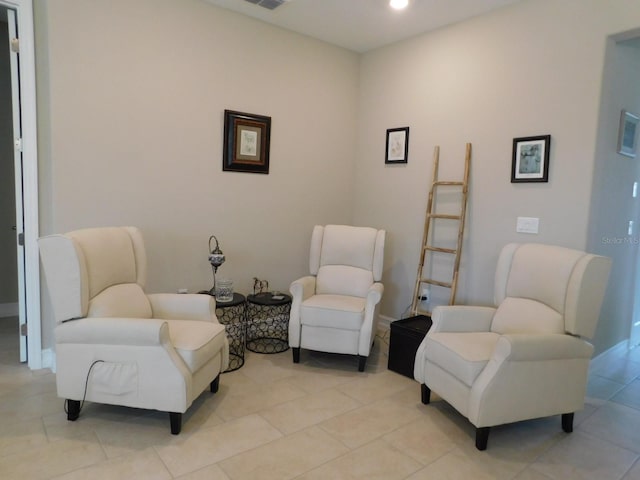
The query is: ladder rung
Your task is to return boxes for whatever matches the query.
[420,279,453,288]
[434,181,464,186]
[424,245,457,254]
[427,214,462,220]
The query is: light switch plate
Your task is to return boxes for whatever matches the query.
[516,217,539,234]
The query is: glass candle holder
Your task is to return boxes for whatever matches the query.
[215,278,234,303]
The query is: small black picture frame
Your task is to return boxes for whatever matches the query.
[385,127,409,164]
[511,135,551,183]
[223,110,271,174]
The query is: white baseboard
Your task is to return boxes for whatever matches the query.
[41,348,56,373]
[590,339,629,371]
[0,303,18,317]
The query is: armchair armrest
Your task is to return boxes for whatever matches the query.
[469,333,595,427]
[288,276,317,348]
[54,317,195,410]
[365,282,384,309]
[56,317,170,346]
[358,282,385,356]
[431,305,496,333]
[493,334,594,362]
[148,293,217,322]
[289,276,316,302]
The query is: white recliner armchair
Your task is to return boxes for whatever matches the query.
[414,243,611,450]
[289,224,385,371]
[38,226,229,434]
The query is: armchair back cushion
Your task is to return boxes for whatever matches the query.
[39,226,152,323]
[491,297,563,335]
[88,284,152,318]
[311,225,385,298]
[492,243,610,338]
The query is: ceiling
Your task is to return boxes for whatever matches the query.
[204,0,522,53]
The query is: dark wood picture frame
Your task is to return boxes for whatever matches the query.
[385,127,409,164]
[223,110,271,174]
[511,135,551,183]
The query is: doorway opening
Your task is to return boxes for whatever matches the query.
[0,6,20,366]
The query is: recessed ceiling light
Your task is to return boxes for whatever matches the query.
[390,0,409,10]
[244,0,291,10]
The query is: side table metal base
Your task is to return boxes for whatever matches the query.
[200,291,246,372]
[246,293,292,354]
[246,331,289,354]
[223,323,246,372]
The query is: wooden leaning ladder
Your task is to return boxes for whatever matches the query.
[410,143,471,316]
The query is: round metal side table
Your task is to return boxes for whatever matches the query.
[246,292,292,354]
[210,292,246,372]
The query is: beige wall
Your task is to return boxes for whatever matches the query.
[34,0,640,355]
[354,0,640,345]
[35,0,358,348]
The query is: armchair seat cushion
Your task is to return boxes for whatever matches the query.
[301,294,365,331]
[426,332,500,387]
[167,320,226,373]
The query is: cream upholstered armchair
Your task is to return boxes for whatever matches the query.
[289,224,385,371]
[38,226,229,434]
[414,243,611,450]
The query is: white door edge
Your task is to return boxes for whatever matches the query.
[2,0,41,370]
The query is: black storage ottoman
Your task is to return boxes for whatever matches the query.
[387,315,432,378]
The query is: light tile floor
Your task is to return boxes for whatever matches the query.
[2,316,640,479]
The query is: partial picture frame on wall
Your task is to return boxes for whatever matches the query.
[511,135,551,183]
[617,110,639,158]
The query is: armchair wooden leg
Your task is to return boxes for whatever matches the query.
[170,412,182,435]
[292,347,300,363]
[210,374,220,393]
[358,355,367,372]
[67,399,80,421]
[562,413,574,433]
[475,427,490,451]
[421,384,431,405]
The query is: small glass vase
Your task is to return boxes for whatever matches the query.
[215,278,234,303]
